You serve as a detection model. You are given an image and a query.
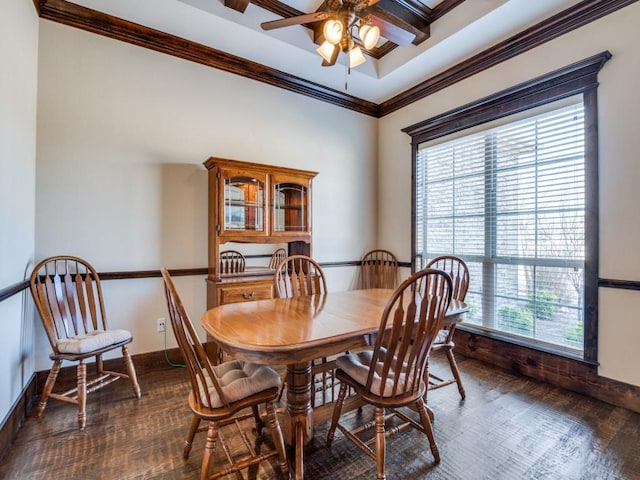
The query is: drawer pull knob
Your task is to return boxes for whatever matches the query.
[242,292,254,300]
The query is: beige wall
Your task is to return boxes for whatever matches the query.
[4,1,638,428]
[34,21,378,371]
[378,3,640,386]
[0,0,38,421]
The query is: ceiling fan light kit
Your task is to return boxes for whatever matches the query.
[316,18,378,67]
[323,18,344,44]
[314,7,380,68]
[349,44,366,68]
[317,41,339,63]
[358,23,380,50]
[260,0,410,77]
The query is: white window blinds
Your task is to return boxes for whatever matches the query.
[416,102,585,353]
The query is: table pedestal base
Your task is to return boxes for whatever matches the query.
[283,362,313,480]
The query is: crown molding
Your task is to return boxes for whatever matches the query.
[380,0,639,116]
[37,0,380,117]
[36,0,638,118]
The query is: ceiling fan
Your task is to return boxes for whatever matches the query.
[260,0,416,68]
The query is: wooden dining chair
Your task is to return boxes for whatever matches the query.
[425,255,470,400]
[219,250,245,274]
[161,268,289,480]
[326,268,453,479]
[361,249,399,289]
[268,247,287,270]
[29,255,141,430]
[274,254,338,406]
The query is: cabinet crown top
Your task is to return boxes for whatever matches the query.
[204,157,318,178]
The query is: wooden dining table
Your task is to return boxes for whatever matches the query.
[201,288,468,480]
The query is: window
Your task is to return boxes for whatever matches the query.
[416,102,585,354]
[404,52,611,362]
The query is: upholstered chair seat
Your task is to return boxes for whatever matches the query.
[56,329,132,355]
[199,360,282,408]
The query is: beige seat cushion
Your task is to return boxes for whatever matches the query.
[337,348,413,397]
[433,329,449,345]
[56,329,131,354]
[200,361,281,408]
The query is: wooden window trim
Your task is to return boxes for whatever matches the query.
[404,51,611,363]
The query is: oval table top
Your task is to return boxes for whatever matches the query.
[201,288,468,365]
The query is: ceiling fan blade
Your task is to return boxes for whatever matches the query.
[355,0,381,11]
[368,13,416,46]
[224,0,250,13]
[261,12,331,31]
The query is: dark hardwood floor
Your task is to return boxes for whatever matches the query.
[1,354,639,479]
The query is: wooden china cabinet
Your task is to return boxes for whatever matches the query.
[203,157,318,360]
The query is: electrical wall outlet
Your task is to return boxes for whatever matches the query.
[157,318,166,332]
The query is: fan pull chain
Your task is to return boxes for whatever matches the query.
[345,58,350,90]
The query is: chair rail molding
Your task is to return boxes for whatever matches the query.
[4,269,640,304]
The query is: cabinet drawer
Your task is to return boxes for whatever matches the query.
[218,284,273,304]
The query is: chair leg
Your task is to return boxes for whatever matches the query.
[122,345,142,399]
[375,406,386,480]
[96,353,104,375]
[423,357,430,404]
[423,359,438,422]
[184,415,201,459]
[201,421,219,480]
[77,361,87,430]
[446,348,466,400]
[415,398,440,464]
[37,360,61,418]
[277,375,287,403]
[265,401,290,480]
[310,360,316,409]
[326,382,348,447]
[251,405,264,434]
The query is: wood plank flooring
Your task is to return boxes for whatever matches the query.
[1,354,638,479]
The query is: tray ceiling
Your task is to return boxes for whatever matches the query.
[53,0,587,103]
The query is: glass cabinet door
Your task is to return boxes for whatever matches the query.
[272,178,308,233]
[222,174,265,233]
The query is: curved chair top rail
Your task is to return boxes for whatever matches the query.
[425,255,469,302]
